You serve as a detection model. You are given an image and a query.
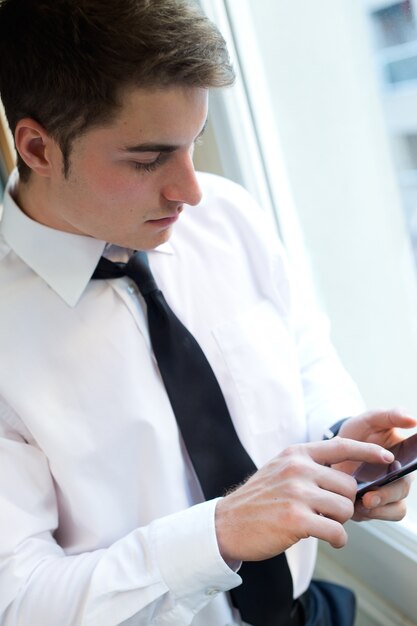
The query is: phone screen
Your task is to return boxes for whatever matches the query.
[354,431,417,497]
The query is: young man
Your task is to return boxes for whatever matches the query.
[0,1,414,625]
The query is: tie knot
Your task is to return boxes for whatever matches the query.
[92,251,158,296]
[125,251,159,296]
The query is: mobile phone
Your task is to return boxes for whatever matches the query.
[354,431,417,498]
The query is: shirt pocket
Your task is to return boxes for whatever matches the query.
[212,299,304,434]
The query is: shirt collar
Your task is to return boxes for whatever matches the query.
[1,170,174,307]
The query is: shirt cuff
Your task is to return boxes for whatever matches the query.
[150,498,242,602]
[322,417,350,440]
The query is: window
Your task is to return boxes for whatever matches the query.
[196,1,417,623]
[365,1,417,277]
[371,1,416,49]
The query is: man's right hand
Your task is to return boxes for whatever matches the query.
[215,437,394,563]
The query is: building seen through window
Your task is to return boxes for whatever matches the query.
[365,0,417,270]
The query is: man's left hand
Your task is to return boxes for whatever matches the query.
[334,410,417,522]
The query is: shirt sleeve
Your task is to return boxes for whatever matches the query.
[285,260,366,441]
[0,402,241,626]
[218,176,365,444]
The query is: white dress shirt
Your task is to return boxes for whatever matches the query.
[0,170,365,626]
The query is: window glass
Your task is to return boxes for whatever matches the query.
[365,1,417,276]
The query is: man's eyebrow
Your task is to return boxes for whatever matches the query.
[123,142,177,153]
[122,118,208,154]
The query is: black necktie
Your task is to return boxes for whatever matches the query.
[92,251,294,626]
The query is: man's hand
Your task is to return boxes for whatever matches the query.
[215,437,394,563]
[336,409,417,521]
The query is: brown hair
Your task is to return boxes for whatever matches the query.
[0,0,234,181]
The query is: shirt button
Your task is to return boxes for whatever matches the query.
[127,285,136,295]
[205,587,219,597]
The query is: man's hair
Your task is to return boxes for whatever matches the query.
[0,0,234,181]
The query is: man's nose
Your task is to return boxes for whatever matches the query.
[161,152,203,207]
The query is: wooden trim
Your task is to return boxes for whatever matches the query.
[0,103,15,175]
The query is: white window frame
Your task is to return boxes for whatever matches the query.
[198,0,314,284]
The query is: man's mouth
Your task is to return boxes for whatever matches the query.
[147,206,183,226]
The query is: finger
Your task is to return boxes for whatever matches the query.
[317,465,358,500]
[360,475,412,509]
[311,489,354,524]
[306,512,348,548]
[354,499,407,522]
[362,409,417,432]
[307,438,394,467]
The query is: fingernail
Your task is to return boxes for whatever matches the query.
[383,451,394,462]
[369,495,381,508]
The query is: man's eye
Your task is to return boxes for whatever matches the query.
[133,154,164,173]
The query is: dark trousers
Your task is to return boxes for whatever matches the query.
[292,580,356,626]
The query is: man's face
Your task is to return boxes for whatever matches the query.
[38,86,208,250]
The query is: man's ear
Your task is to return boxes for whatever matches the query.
[14,118,58,177]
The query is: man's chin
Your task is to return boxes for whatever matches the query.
[127,227,174,252]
